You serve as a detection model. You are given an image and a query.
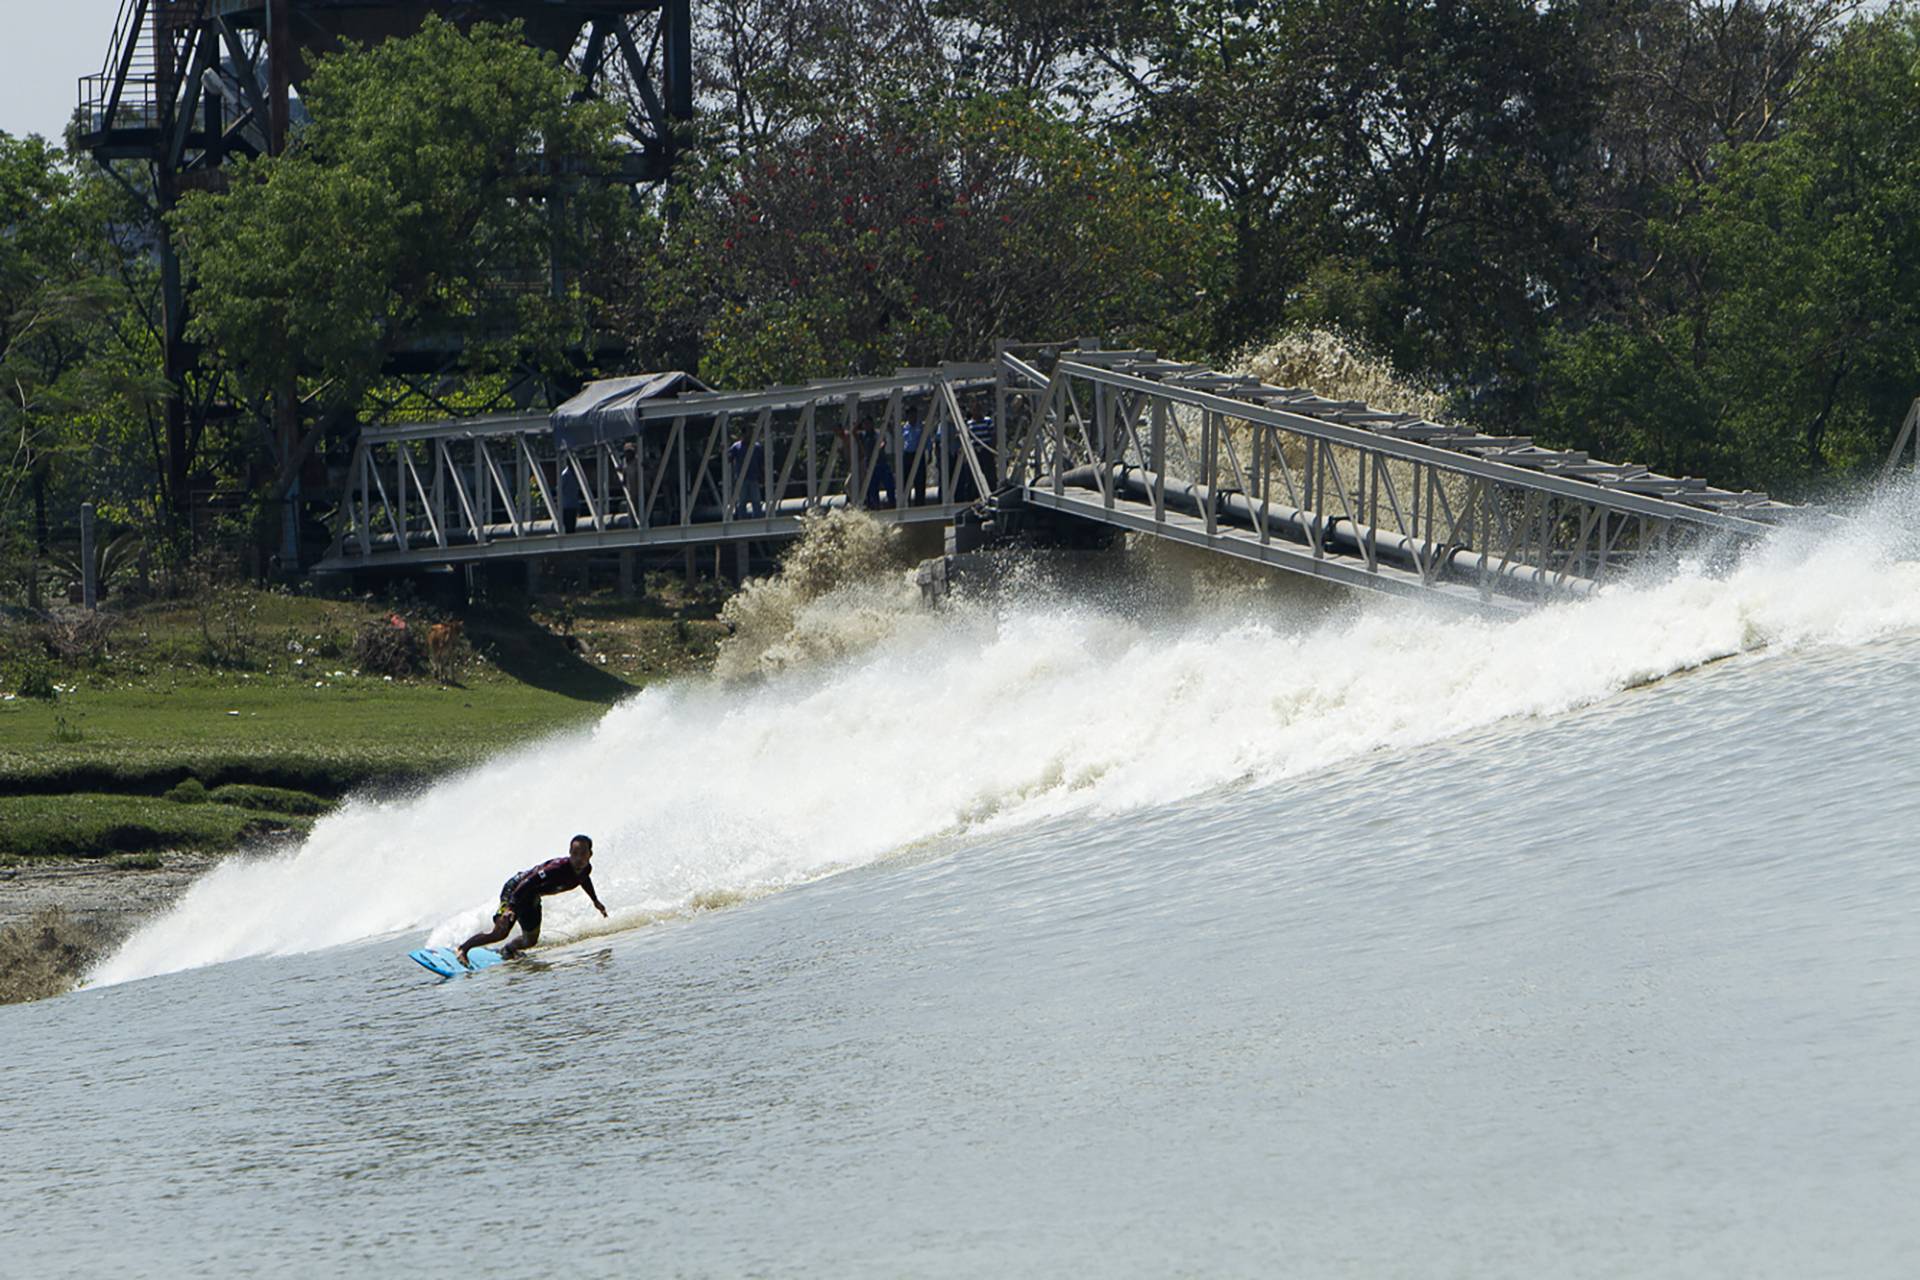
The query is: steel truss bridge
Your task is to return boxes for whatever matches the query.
[318,342,1799,612]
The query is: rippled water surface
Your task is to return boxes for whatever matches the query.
[6,534,1920,1276]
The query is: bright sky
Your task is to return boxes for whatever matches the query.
[1,0,129,143]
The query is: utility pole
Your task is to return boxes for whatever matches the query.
[267,0,303,572]
[81,504,99,610]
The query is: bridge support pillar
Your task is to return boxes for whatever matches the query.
[619,550,637,597]
[526,558,541,596]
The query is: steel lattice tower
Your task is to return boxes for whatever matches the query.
[75,0,692,565]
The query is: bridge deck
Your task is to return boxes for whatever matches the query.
[1023,486,1524,613]
[327,493,961,570]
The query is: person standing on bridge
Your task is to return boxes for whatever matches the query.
[557,457,584,534]
[902,417,928,505]
[861,417,894,508]
[456,834,608,967]
[616,440,642,524]
[728,427,764,517]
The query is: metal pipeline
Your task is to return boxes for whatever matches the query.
[1054,464,1595,600]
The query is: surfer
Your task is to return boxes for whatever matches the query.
[456,834,608,967]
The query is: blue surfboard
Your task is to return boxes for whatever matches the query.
[408,946,505,977]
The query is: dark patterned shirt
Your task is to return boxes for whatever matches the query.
[509,857,595,901]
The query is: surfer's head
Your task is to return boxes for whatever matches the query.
[569,833,594,866]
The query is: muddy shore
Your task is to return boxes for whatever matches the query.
[0,854,224,1003]
[0,853,217,934]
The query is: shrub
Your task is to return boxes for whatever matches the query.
[164,777,208,804]
[9,660,57,699]
[39,612,116,663]
[189,554,260,668]
[209,783,332,816]
[351,618,423,677]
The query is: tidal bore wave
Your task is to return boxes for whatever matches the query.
[89,489,1920,987]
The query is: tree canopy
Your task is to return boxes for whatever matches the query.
[634,90,1224,387]
[1540,9,1920,488]
[2,135,166,600]
[5,0,1918,597]
[171,17,626,411]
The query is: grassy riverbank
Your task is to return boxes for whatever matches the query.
[0,583,729,862]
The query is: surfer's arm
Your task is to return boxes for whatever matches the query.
[581,873,608,916]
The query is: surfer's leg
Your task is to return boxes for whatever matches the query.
[499,897,542,959]
[456,910,514,965]
[500,922,541,960]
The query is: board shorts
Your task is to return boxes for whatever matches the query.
[496,877,542,933]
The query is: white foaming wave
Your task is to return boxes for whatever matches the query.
[89,498,1920,986]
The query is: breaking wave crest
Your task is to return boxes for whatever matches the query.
[714,508,924,682]
[90,483,1920,986]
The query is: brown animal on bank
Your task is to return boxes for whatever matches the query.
[427,620,463,682]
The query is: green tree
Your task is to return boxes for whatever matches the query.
[1054,0,1596,393]
[1294,0,1599,411]
[1090,0,1344,354]
[1,134,163,605]
[692,0,952,157]
[170,18,627,499]
[1540,11,1920,490]
[1558,0,1857,348]
[640,91,1225,388]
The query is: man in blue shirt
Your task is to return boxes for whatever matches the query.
[727,430,764,516]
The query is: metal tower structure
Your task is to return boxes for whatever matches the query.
[74,0,693,556]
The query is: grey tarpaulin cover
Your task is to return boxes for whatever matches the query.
[550,372,712,450]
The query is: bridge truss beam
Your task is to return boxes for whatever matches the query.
[320,340,1800,613]
[315,366,1000,572]
[997,343,1797,609]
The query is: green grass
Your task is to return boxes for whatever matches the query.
[0,673,600,793]
[0,792,313,858]
[207,783,334,815]
[0,584,728,859]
